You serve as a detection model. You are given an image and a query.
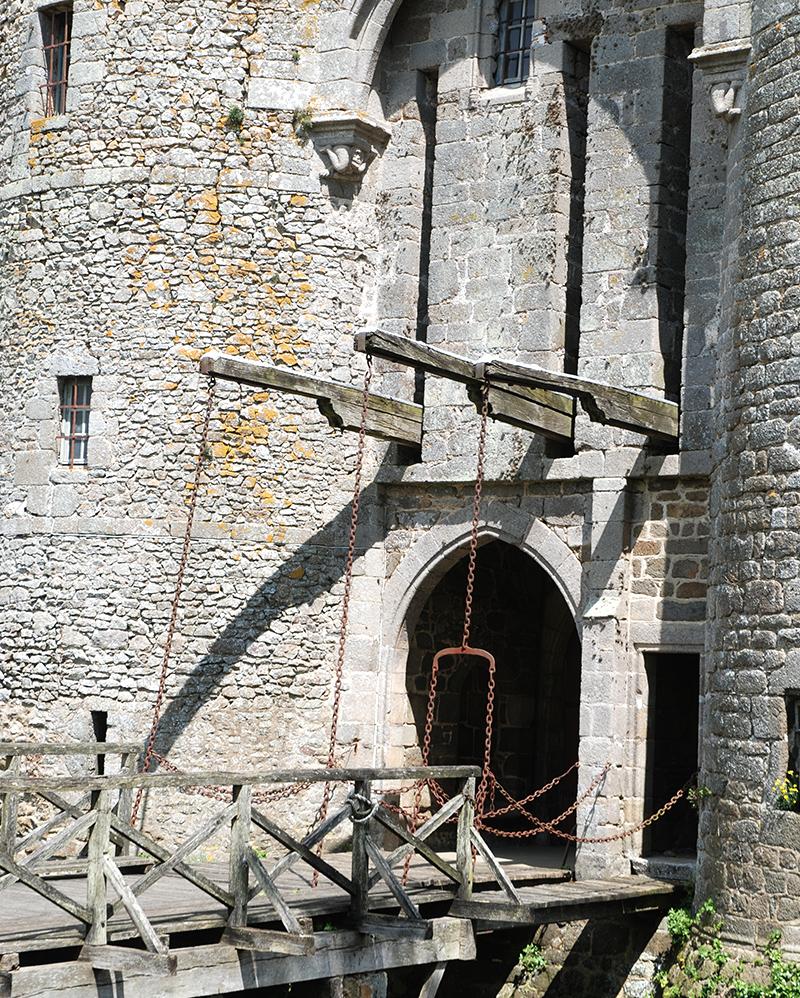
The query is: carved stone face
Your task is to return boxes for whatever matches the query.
[349,146,368,173]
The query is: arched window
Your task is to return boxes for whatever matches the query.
[495,0,537,86]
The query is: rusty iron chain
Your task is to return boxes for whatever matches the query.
[131,377,217,824]
[311,356,374,884]
[462,381,490,650]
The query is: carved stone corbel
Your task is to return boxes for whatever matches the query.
[689,40,751,126]
[307,113,391,183]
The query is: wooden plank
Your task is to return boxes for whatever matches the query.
[6,917,476,998]
[0,854,92,924]
[372,808,461,885]
[246,849,303,934]
[479,358,679,440]
[251,808,355,896]
[456,779,475,902]
[350,779,371,921]
[85,791,111,945]
[200,352,423,446]
[0,743,140,757]
[365,837,421,921]
[419,962,447,998]
[469,827,521,904]
[355,331,574,442]
[355,914,432,941]
[0,756,19,857]
[0,766,481,794]
[0,811,97,894]
[221,927,315,955]
[79,944,177,977]
[103,857,167,955]
[368,794,465,890]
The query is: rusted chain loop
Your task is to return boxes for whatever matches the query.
[132,377,217,825]
[462,381,490,650]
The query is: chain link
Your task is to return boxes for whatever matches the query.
[311,356,374,884]
[131,377,217,824]
[462,381,490,650]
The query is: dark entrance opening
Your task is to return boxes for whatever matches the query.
[406,540,581,847]
[643,652,700,856]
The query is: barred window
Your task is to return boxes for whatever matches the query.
[495,0,537,86]
[58,377,92,467]
[41,5,73,116]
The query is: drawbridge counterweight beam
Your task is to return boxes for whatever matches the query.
[199,352,423,447]
[355,330,679,442]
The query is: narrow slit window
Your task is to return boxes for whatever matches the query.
[789,694,800,776]
[58,376,92,467]
[495,0,537,86]
[41,5,73,116]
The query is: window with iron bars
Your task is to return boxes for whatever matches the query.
[495,0,537,86]
[41,5,73,117]
[58,377,92,467]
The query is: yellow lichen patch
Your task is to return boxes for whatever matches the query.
[217,288,237,303]
[290,195,308,207]
[204,232,224,244]
[163,382,179,390]
[291,441,315,461]
[289,567,305,580]
[212,442,229,459]
[178,346,202,361]
[260,489,275,504]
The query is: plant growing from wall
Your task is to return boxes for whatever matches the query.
[292,106,313,140]
[224,105,245,133]
[653,901,800,997]
[773,771,799,812]
[518,942,547,982]
[687,785,713,810]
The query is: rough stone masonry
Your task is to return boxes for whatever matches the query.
[1,0,799,993]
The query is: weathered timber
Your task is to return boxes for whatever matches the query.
[251,807,355,896]
[350,779,371,921]
[372,807,461,885]
[355,331,573,442]
[368,794,465,890]
[0,765,480,794]
[199,352,423,446]
[0,853,92,925]
[111,803,236,917]
[13,793,92,856]
[0,743,140,757]
[449,877,680,926]
[268,803,352,884]
[5,918,476,998]
[110,814,235,909]
[79,944,177,977]
[85,791,111,945]
[103,857,167,954]
[365,836,421,921]
[355,914,432,940]
[0,971,8,998]
[0,755,19,857]
[246,848,303,934]
[0,811,97,893]
[478,358,679,440]
[456,779,475,902]
[419,962,447,998]
[221,927,315,955]
[469,827,521,904]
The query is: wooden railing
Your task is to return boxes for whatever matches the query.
[0,755,480,978]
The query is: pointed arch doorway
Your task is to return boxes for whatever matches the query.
[405,539,581,861]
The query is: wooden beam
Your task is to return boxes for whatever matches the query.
[0,742,140,757]
[354,914,432,941]
[221,927,315,956]
[419,962,447,998]
[6,918,476,997]
[355,331,574,443]
[199,352,423,447]
[478,358,679,440]
[79,944,177,977]
[0,765,481,794]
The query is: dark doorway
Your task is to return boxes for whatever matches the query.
[643,652,700,856]
[406,541,581,843]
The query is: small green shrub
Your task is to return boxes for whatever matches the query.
[519,942,547,981]
[225,105,245,132]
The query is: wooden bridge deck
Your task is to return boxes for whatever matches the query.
[0,853,569,954]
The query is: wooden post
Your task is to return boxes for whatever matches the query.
[86,790,111,944]
[229,785,252,927]
[115,752,136,857]
[456,777,475,901]
[0,756,19,857]
[350,779,371,922]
